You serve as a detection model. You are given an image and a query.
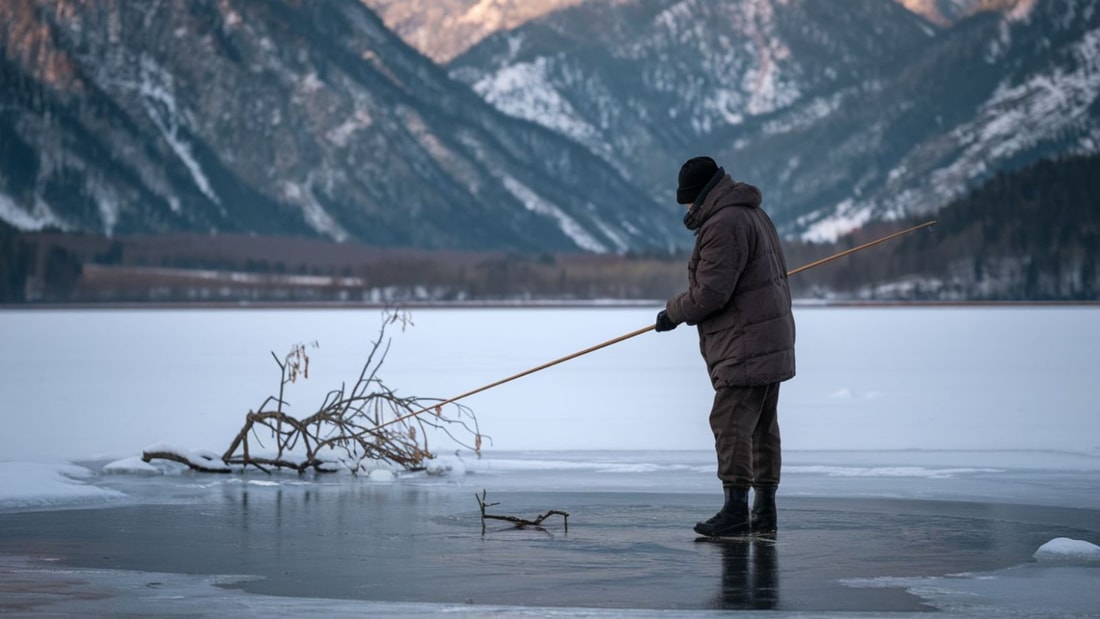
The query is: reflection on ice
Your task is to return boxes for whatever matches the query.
[704,537,780,611]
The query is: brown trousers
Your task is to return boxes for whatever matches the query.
[709,383,781,489]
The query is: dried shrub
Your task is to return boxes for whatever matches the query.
[145,310,484,474]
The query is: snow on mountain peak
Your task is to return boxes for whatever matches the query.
[1006,0,1038,23]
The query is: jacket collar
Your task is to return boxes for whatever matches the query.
[683,168,725,230]
[683,173,762,231]
[682,174,761,233]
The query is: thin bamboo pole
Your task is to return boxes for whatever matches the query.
[787,219,937,276]
[377,219,936,430]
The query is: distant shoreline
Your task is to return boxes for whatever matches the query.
[2,299,1099,311]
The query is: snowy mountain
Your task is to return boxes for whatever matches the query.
[5,0,1095,254]
[784,0,1100,240]
[359,0,1011,61]
[895,0,1027,25]
[448,0,1100,240]
[0,0,680,253]
[358,0,586,63]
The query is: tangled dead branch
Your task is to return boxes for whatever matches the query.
[144,310,485,474]
[476,489,569,535]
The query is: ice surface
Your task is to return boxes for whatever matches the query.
[1,449,1099,617]
[845,564,1100,618]
[2,308,1098,616]
[3,307,1099,461]
[3,553,694,619]
[0,462,124,510]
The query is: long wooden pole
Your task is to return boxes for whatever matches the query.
[377,219,936,429]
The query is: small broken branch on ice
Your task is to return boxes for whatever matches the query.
[476,489,569,535]
[143,310,485,474]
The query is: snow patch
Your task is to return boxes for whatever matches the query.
[1033,537,1100,562]
[762,92,844,136]
[1007,0,1038,23]
[470,60,601,149]
[326,109,373,148]
[940,25,1100,198]
[0,193,62,231]
[800,199,875,243]
[499,176,608,253]
[425,453,467,477]
[143,442,232,473]
[135,55,222,208]
[90,183,121,235]
[103,456,167,476]
[280,177,350,242]
[299,72,323,94]
[787,465,1004,479]
[0,462,125,511]
[221,7,243,29]
[367,468,396,482]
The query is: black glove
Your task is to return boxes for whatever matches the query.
[655,310,677,332]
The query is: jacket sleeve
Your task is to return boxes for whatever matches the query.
[666,215,747,326]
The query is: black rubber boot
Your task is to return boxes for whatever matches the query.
[750,487,777,533]
[694,486,750,537]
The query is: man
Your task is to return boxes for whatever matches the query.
[655,156,796,538]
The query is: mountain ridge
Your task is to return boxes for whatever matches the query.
[3,0,1097,258]
[447,0,1099,241]
[5,150,1097,303]
[0,0,682,253]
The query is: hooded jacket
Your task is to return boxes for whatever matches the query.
[665,173,796,387]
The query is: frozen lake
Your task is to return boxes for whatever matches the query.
[1,305,1099,459]
[1,306,1099,616]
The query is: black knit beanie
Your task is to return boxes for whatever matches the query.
[676,156,719,204]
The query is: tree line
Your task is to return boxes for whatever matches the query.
[2,153,1098,304]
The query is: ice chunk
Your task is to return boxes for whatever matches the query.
[103,456,163,476]
[425,454,467,477]
[365,470,396,483]
[1033,537,1100,562]
[0,462,124,510]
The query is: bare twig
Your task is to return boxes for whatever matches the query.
[475,490,569,535]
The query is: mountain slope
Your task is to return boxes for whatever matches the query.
[449,0,1100,239]
[789,151,1100,300]
[0,0,681,253]
[449,0,941,207]
[359,0,586,63]
[750,0,1100,240]
[895,0,1026,25]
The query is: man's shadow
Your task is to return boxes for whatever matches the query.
[705,536,779,610]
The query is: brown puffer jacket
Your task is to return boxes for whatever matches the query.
[665,174,796,387]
